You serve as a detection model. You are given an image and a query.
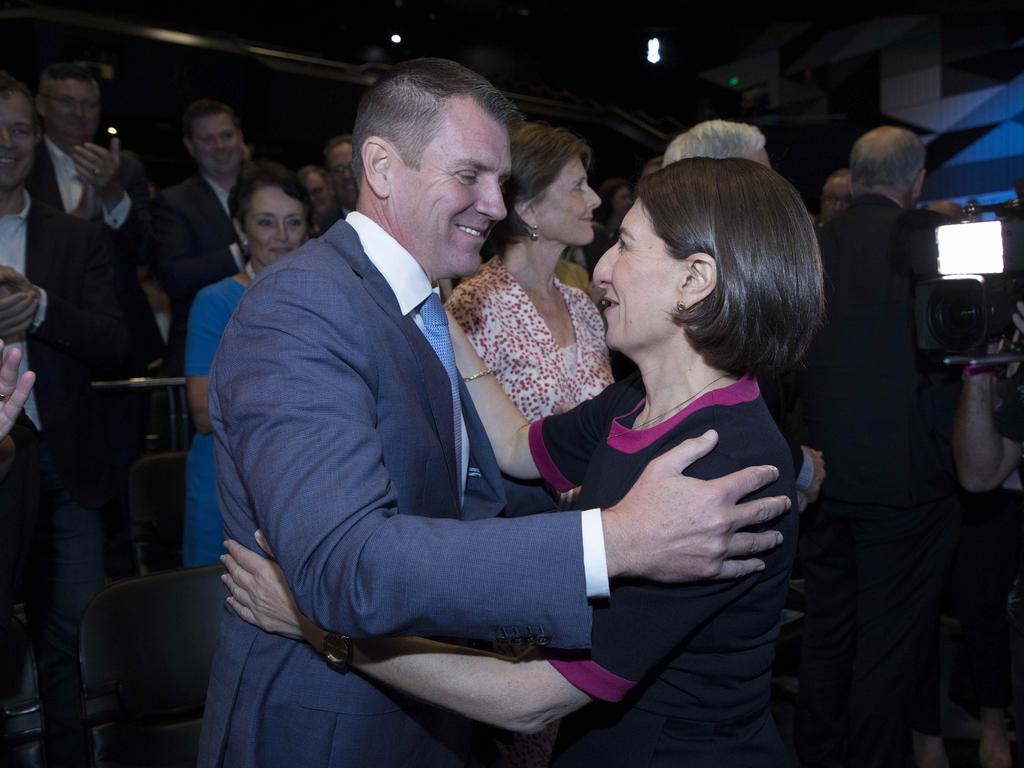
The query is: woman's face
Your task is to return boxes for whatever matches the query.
[521,158,600,248]
[240,186,309,271]
[594,201,691,357]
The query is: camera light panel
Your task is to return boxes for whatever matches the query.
[936,220,1004,275]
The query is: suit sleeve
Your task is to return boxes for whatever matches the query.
[152,191,238,300]
[212,264,594,648]
[108,153,156,266]
[32,222,129,374]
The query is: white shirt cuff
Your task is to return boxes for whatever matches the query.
[581,507,610,599]
[229,242,245,271]
[101,193,132,230]
[795,446,814,492]
[31,288,48,332]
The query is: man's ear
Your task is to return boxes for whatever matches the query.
[910,167,926,207]
[678,252,718,306]
[183,136,196,160]
[360,137,395,200]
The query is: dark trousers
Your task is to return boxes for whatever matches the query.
[24,444,107,768]
[795,497,961,768]
[913,490,1019,735]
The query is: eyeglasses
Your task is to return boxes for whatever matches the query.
[40,92,100,113]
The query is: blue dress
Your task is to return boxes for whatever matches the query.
[184,276,246,566]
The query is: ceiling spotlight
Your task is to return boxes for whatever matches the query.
[391,34,402,44]
[728,75,741,87]
[106,126,118,136]
[647,38,661,64]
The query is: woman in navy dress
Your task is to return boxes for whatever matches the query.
[222,157,823,765]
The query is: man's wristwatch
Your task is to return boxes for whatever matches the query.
[322,632,353,673]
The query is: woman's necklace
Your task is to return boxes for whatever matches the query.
[632,374,729,430]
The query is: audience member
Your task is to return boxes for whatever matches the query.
[0,70,128,768]
[153,98,246,374]
[297,163,342,234]
[664,119,770,168]
[594,176,631,235]
[29,62,163,372]
[197,57,790,768]
[183,161,311,566]
[818,168,851,225]
[324,133,358,215]
[794,126,963,768]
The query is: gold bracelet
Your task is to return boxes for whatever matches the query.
[463,367,493,383]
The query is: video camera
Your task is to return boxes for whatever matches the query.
[914,196,1024,365]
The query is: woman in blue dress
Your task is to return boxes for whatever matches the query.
[221,157,823,765]
[183,161,312,566]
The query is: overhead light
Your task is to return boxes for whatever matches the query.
[106,126,118,136]
[391,34,402,44]
[647,38,661,64]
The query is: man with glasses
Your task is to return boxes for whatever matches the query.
[323,133,358,216]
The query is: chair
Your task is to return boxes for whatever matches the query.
[78,564,224,768]
[128,452,187,575]
[0,616,45,768]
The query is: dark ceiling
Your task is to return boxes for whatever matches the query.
[22,0,1024,124]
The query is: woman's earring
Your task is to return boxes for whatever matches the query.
[527,224,539,242]
[675,300,687,313]
[239,235,249,253]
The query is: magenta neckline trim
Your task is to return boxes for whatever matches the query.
[547,655,636,703]
[606,374,760,454]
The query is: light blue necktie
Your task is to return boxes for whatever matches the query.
[418,293,463,487]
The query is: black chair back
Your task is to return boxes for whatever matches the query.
[128,452,187,575]
[78,565,224,768]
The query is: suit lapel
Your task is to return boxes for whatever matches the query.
[459,379,506,520]
[188,174,236,244]
[327,223,461,501]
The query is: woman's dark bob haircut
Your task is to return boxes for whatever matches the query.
[635,157,823,378]
[229,160,313,230]
[489,122,591,253]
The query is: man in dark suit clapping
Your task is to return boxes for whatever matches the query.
[0,70,128,768]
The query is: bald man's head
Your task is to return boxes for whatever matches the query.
[850,126,925,207]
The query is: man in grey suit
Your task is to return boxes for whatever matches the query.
[199,59,789,767]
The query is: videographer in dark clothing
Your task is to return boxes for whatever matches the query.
[954,313,1024,768]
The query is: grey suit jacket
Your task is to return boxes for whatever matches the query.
[198,220,592,767]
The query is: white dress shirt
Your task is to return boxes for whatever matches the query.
[346,212,610,598]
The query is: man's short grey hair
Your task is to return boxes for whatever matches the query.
[849,126,925,193]
[663,120,766,166]
[351,58,521,182]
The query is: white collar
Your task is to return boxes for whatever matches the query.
[44,135,75,169]
[346,211,433,316]
[1,190,31,222]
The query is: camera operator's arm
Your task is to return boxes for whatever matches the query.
[954,370,1020,492]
